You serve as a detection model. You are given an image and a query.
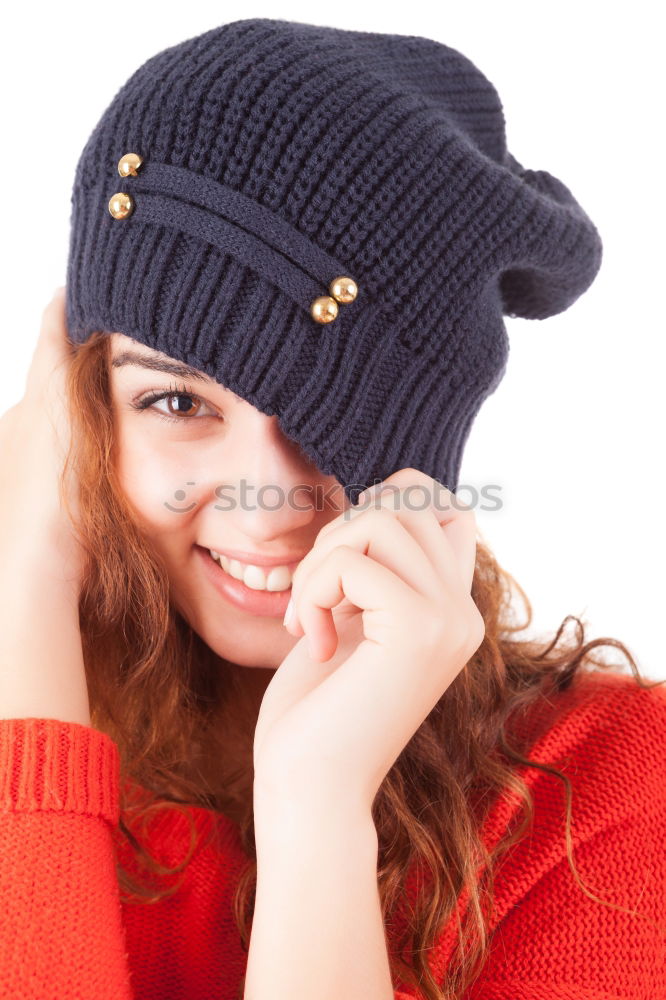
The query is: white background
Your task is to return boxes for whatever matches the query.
[1,2,663,680]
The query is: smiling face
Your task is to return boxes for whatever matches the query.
[107,332,351,671]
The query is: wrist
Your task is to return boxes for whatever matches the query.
[1,514,84,598]
[253,782,378,857]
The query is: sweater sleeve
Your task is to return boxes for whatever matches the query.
[0,718,134,1000]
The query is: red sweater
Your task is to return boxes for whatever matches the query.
[1,668,664,999]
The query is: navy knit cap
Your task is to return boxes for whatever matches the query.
[65,17,603,504]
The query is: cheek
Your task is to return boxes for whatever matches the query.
[115,427,201,532]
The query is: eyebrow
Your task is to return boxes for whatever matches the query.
[111,349,213,383]
[111,349,243,402]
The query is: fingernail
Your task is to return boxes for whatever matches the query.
[283,596,294,628]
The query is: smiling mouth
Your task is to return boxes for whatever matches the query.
[199,545,297,593]
[194,544,293,618]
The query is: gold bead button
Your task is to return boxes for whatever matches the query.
[329,275,358,304]
[108,192,134,219]
[117,152,143,178]
[310,296,339,324]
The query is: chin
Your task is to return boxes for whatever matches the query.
[193,619,285,670]
[170,593,289,669]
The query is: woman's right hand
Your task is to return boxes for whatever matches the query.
[0,286,85,587]
[0,286,90,725]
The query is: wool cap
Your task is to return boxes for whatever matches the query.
[65,17,603,504]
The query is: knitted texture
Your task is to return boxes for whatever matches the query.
[64,17,603,502]
[1,670,664,999]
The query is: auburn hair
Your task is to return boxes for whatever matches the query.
[61,330,662,1000]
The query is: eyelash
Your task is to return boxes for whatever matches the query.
[131,381,220,425]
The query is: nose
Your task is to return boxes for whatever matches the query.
[213,408,330,539]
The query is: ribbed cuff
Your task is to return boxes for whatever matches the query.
[0,718,120,827]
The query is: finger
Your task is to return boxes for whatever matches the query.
[289,505,445,644]
[41,286,70,348]
[287,547,458,791]
[359,469,478,593]
[295,471,476,632]
[359,485,473,594]
[287,506,444,648]
[435,499,477,593]
[25,288,72,395]
[294,544,422,663]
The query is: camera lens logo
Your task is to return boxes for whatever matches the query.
[164,482,198,513]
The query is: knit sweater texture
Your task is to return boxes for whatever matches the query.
[0,668,664,999]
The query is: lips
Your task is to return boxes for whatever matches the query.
[194,544,293,618]
[204,546,307,569]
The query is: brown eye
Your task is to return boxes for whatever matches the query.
[163,392,201,417]
[133,388,220,424]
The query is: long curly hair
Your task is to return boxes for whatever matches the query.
[61,330,663,1000]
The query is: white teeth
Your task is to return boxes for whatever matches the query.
[208,549,294,592]
[243,564,267,590]
[264,566,293,592]
[228,558,246,581]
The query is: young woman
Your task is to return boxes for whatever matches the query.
[1,18,664,1000]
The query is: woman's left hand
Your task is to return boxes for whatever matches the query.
[252,468,485,816]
